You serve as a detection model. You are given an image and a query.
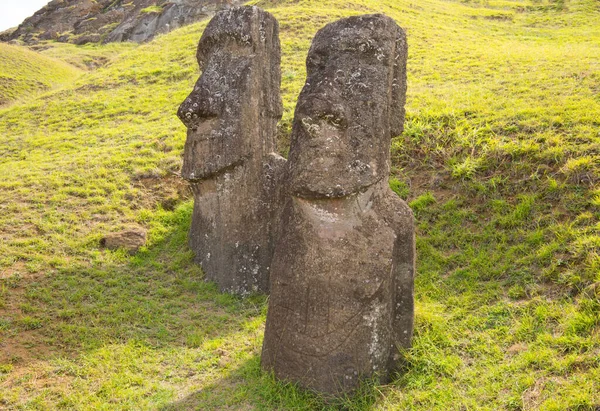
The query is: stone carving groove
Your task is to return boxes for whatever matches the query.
[177,6,284,295]
[261,14,415,395]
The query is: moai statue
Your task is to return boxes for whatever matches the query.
[177,6,284,295]
[261,15,415,395]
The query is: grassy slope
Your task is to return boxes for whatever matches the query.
[0,43,82,106]
[0,0,599,409]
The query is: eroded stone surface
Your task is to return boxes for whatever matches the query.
[177,6,283,295]
[261,14,414,396]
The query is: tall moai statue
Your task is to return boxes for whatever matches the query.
[177,6,284,295]
[261,14,415,395]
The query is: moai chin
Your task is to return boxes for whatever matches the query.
[177,6,284,295]
[261,14,415,395]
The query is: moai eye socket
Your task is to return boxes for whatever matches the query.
[318,105,348,130]
[297,92,349,136]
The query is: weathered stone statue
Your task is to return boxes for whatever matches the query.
[177,6,284,295]
[261,14,415,395]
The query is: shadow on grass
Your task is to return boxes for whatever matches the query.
[161,354,385,411]
[0,198,415,410]
[1,201,266,366]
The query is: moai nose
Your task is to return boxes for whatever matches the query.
[177,81,221,129]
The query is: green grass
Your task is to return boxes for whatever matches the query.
[34,41,137,70]
[141,5,164,14]
[0,0,599,409]
[0,43,82,106]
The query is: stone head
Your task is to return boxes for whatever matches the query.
[287,14,407,198]
[177,6,282,180]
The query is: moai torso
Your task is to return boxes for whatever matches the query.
[177,6,284,295]
[261,14,415,395]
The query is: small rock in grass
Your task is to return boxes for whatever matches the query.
[100,227,147,253]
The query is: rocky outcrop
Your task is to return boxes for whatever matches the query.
[261,14,415,396]
[1,0,242,45]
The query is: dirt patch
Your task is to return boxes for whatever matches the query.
[0,261,29,280]
[132,174,191,211]
[507,342,528,356]
[0,263,57,365]
[522,376,547,410]
[403,168,458,204]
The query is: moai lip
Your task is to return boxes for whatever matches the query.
[177,6,285,295]
[261,14,415,396]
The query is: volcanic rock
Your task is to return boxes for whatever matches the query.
[261,14,415,396]
[1,0,242,45]
[177,6,284,295]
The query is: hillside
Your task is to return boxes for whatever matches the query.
[0,0,599,409]
[0,43,80,105]
[1,0,243,45]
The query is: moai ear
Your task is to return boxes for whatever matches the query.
[390,25,408,138]
[263,12,283,123]
[258,9,283,152]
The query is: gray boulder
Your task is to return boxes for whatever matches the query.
[177,6,284,295]
[261,14,415,396]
